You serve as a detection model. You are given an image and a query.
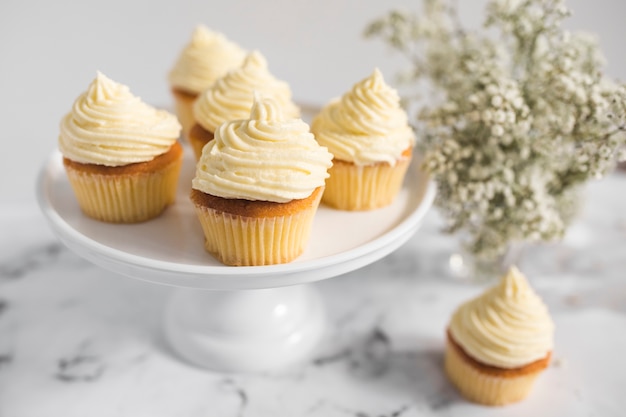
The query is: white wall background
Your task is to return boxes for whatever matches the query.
[1,0,624,204]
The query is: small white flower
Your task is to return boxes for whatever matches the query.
[506,111,516,124]
[561,57,572,71]
[512,97,524,109]
[491,125,505,136]
[493,110,507,123]
[502,168,514,182]
[491,95,503,108]
[504,89,518,103]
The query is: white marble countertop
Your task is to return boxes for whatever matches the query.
[1,171,625,416]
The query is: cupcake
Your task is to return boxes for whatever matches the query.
[445,266,555,406]
[190,95,332,266]
[59,72,183,223]
[189,50,300,160]
[311,69,415,210]
[168,25,246,138]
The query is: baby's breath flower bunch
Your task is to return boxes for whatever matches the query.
[366,0,626,263]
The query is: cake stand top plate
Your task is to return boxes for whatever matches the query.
[37,149,435,290]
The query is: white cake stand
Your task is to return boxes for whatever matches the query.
[36,148,435,372]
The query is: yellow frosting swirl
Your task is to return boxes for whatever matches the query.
[59,72,181,166]
[311,68,415,166]
[168,25,246,94]
[193,51,300,133]
[449,266,555,369]
[192,95,332,203]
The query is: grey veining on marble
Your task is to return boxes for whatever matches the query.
[1,174,626,417]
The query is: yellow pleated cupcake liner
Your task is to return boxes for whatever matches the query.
[172,91,196,140]
[444,340,543,406]
[193,196,322,266]
[64,158,182,223]
[322,156,411,211]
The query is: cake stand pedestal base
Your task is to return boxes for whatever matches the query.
[163,283,325,372]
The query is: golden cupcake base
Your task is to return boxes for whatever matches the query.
[191,187,324,266]
[63,142,183,223]
[444,332,551,406]
[322,150,412,211]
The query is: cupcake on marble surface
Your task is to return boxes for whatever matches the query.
[189,50,301,160]
[59,72,183,223]
[169,25,246,138]
[311,68,415,211]
[445,266,554,406]
[190,95,332,266]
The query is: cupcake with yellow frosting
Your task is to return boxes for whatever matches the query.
[311,68,415,211]
[169,25,246,138]
[59,72,183,223]
[190,95,332,266]
[189,50,300,160]
[445,266,555,406]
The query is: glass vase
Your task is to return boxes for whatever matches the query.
[448,241,526,283]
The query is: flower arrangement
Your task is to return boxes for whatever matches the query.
[366,0,626,266]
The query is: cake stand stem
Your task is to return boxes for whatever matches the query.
[163,283,325,372]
